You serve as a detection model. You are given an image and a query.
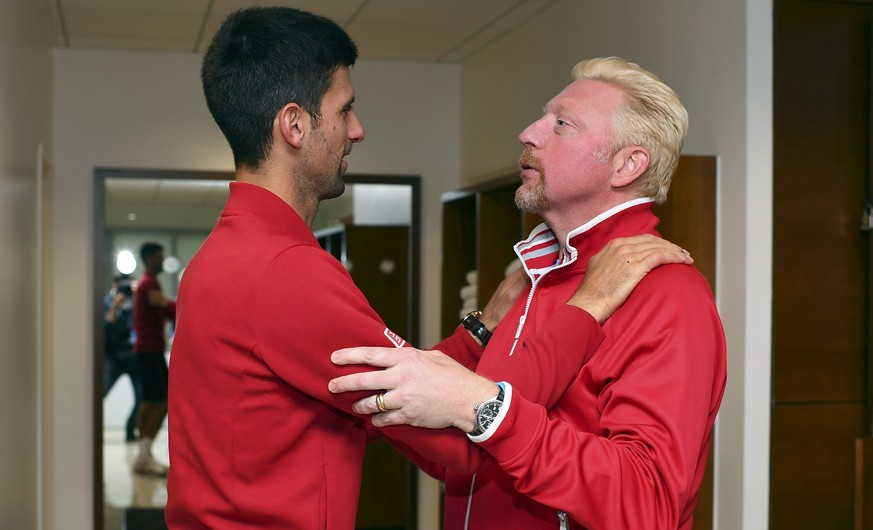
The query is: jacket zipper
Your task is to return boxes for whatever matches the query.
[508,249,576,356]
[469,246,579,527]
[508,283,537,356]
[464,474,477,529]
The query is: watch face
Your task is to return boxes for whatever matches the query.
[477,400,502,432]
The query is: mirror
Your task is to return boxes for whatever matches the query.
[93,169,420,529]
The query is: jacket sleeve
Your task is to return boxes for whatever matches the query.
[433,304,603,397]
[380,304,607,476]
[256,246,611,478]
[254,247,419,412]
[432,326,483,371]
[476,267,727,529]
[491,305,604,408]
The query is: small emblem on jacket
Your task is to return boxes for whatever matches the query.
[384,329,406,348]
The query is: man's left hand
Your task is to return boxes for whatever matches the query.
[329,347,497,432]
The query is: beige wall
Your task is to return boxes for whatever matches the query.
[5,1,769,528]
[0,0,53,529]
[457,1,771,528]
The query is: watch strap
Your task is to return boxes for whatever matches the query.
[461,310,492,346]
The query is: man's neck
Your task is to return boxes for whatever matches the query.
[236,167,319,227]
[542,195,655,252]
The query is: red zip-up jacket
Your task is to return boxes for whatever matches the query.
[165,182,607,529]
[400,199,727,529]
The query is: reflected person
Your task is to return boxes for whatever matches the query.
[103,274,140,442]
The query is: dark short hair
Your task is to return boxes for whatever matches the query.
[140,242,163,263]
[201,7,358,170]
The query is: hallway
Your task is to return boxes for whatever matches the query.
[103,428,168,530]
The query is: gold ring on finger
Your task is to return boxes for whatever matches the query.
[375,392,388,413]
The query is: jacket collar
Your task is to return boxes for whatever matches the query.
[224,181,315,242]
[515,198,658,282]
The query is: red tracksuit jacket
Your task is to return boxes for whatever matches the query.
[165,182,606,529]
[401,199,727,530]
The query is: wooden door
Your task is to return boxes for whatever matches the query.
[654,155,718,530]
[772,1,873,528]
[440,156,719,529]
[346,225,416,530]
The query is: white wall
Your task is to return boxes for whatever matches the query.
[0,1,53,529]
[50,48,460,529]
[458,1,771,528]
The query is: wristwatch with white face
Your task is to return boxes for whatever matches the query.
[470,383,505,436]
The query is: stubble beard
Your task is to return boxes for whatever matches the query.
[514,176,549,214]
[515,148,549,213]
[300,161,345,203]
[319,160,345,201]
[320,178,344,201]
[301,130,347,201]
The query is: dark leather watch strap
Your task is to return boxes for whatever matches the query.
[461,310,492,346]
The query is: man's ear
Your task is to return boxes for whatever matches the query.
[277,102,307,150]
[611,146,650,188]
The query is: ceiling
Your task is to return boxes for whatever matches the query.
[46,0,558,63]
[104,178,231,229]
[66,1,557,227]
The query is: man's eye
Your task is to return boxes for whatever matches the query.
[556,119,567,126]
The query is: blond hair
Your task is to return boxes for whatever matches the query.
[572,57,688,204]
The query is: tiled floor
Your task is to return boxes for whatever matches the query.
[103,428,169,530]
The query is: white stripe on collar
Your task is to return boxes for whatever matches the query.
[564,197,655,248]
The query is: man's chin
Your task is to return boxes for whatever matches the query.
[514,187,548,214]
[321,180,346,201]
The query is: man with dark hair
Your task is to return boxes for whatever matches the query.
[199,6,358,173]
[132,241,175,475]
[166,8,693,529]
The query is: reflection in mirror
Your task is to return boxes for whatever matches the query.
[98,174,230,530]
[94,170,420,530]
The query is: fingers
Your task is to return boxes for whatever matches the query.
[350,392,392,415]
[329,346,432,399]
[330,376,409,427]
[328,347,404,394]
[328,370,385,394]
[569,235,694,325]
[330,346,403,367]
[347,393,402,427]
[636,246,692,271]
[353,392,415,428]
[599,234,693,269]
[362,393,409,427]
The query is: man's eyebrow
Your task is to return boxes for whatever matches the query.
[544,102,569,116]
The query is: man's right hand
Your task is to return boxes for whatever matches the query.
[569,234,693,324]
